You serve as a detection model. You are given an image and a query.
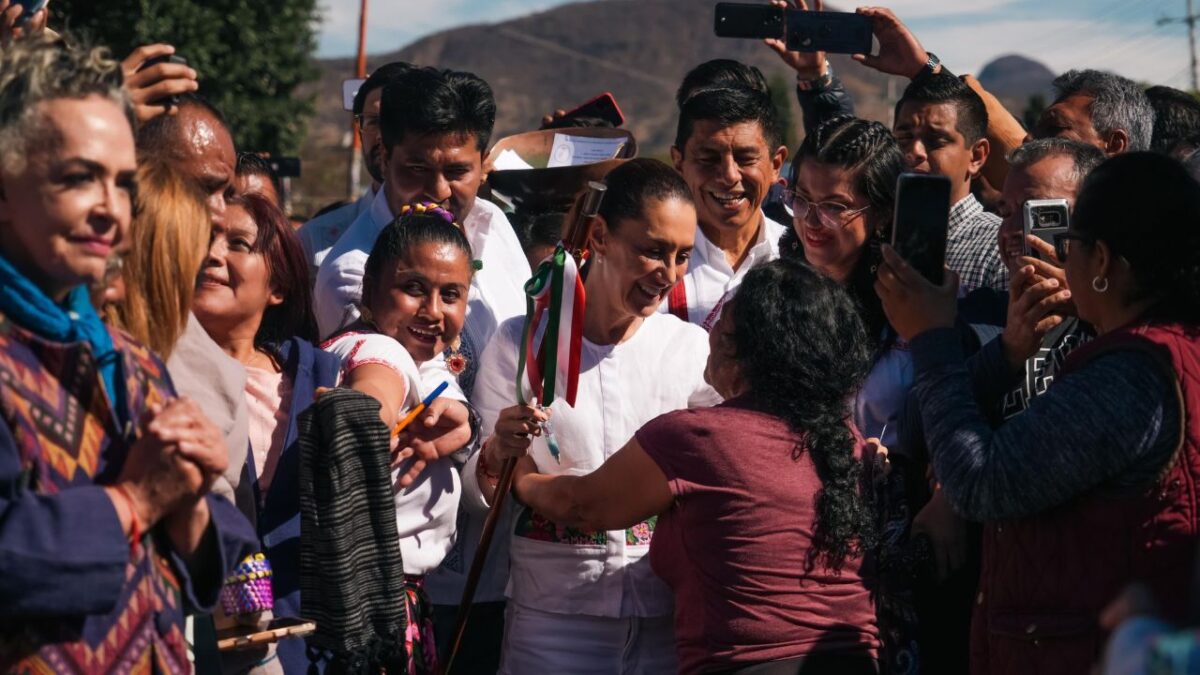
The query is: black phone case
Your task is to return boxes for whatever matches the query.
[714,3,785,40]
[892,174,951,285]
[785,11,873,54]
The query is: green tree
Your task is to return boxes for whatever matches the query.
[768,72,800,151]
[51,0,320,155]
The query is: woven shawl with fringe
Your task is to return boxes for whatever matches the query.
[298,388,407,673]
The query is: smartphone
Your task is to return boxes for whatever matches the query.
[14,0,48,26]
[562,92,626,127]
[714,3,784,40]
[1022,199,1069,258]
[715,3,873,54]
[892,173,951,285]
[140,54,187,71]
[216,617,316,651]
[785,11,873,54]
[343,78,365,112]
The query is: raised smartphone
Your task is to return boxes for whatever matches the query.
[892,173,951,284]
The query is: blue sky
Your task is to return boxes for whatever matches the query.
[317,0,1198,89]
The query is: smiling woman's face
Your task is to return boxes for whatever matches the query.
[363,241,473,364]
[192,203,280,343]
[0,95,136,301]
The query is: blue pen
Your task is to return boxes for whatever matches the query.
[392,381,450,438]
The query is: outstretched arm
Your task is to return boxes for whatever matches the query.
[512,438,672,531]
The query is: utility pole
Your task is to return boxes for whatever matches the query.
[348,0,369,200]
[1159,0,1199,92]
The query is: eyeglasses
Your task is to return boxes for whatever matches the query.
[354,114,380,131]
[1053,231,1093,262]
[782,190,871,230]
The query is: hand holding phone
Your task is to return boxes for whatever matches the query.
[121,45,198,122]
[1021,199,1069,260]
[763,0,829,80]
[850,7,933,79]
[714,2,872,54]
[541,92,625,129]
[1,0,48,41]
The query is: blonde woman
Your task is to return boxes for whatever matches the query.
[106,159,250,508]
[106,159,209,357]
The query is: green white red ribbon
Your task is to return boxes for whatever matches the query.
[515,243,586,460]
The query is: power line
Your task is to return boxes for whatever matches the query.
[1158,0,1199,90]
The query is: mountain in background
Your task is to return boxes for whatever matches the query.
[977,53,1057,115]
[294,0,1055,215]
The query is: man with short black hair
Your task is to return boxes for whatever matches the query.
[668,81,788,328]
[1146,85,1200,157]
[895,72,1008,292]
[299,62,414,279]
[1035,69,1154,156]
[315,67,528,345]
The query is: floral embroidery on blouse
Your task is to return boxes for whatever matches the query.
[514,508,657,547]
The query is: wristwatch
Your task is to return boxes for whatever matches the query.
[796,60,834,92]
[912,52,942,82]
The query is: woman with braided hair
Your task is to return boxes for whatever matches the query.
[781,114,907,446]
[320,206,475,673]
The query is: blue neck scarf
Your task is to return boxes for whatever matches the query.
[0,253,125,423]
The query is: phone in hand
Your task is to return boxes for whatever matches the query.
[714,3,873,54]
[138,54,188,107]
[891,173,951,285]
[561,92,626,127]
[14,0,48,26]
[1022,199,1069,260]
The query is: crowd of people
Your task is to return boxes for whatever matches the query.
[2,1,1200,674]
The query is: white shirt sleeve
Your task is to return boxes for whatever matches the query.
[314,247,367,340]
[323,333,421,405]
[461,317,525,514]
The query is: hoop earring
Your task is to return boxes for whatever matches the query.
[447,337,469,376]
[1092,276,1109,293]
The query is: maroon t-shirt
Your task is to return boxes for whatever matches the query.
[637,397,880,674]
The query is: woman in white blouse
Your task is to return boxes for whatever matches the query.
[321,209,474,673]
[466,158,722,674]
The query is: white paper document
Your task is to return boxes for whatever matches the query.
[547,134,626,168]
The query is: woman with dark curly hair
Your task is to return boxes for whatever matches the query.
[512,259,881,675]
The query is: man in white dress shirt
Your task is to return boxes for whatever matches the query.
[298,62,413,283]
[667,72,789,328]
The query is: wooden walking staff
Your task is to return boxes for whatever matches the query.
[445,181,607,671]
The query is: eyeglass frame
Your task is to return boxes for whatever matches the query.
[782,189,873,230]
[353,113,381,130]
[1053,231,1093,262]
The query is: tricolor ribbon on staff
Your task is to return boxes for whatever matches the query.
[447,180,607,672]
[514,244,586,460]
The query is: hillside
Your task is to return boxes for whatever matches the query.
[977,53,1057,116]
[293,0,1053,215]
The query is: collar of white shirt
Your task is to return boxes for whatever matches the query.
[364,189,501,248]
[692,210,787,276]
